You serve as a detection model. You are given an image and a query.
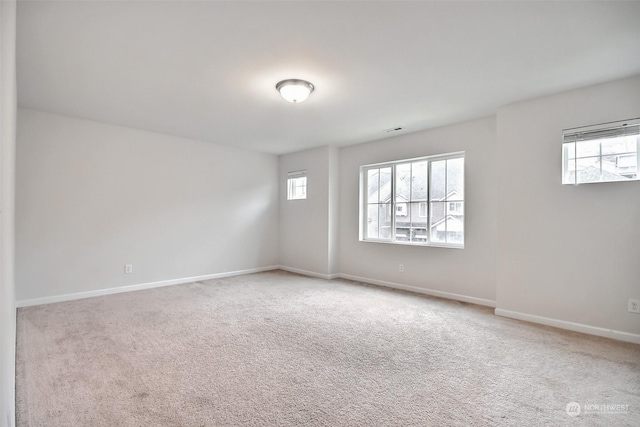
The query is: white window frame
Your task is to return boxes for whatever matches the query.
[287,170,307,200]
[562,118,639,185]
[359,152,465,248]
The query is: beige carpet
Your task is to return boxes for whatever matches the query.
[16,270,640,426]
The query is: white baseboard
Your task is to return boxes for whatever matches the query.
[16,265,280,308]
[495,308,640,345]
[337,273,496,308]
[278,265,339,280]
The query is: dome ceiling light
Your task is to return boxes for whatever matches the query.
[276,79,314,103]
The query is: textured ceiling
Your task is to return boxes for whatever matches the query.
[17,1,640,154]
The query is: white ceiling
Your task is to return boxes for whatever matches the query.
[16,1,640,155]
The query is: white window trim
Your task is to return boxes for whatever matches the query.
[359,151,465,249]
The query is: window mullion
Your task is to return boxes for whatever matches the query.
[599,141,603,176]
[444,159,448,243]
[408,162,413,242]
[426,160,431,243]
[364,169,370,239]
[390,165,396,242]
[377,170,381,239]
[637,137,640,179]
[573,144,577,185]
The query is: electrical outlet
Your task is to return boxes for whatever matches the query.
[399,264,404,273]
[125,264,133,274]
[629,299,640,314]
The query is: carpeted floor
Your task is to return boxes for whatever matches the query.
[16,270,640,426]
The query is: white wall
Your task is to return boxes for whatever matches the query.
[279,145,338,278]
[0,1,17,426]
[338,117,498,305]
[16,109,279,302]
[496,75,640,340]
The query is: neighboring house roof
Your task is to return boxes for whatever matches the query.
[367,158,463,202]
[568,166,629,183]
[369,177,458,202]
[373,189,460,204]
[430,215,464,232]
[435,190,460,202]
[367,169,433,202]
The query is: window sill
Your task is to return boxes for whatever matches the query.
[359,238,464,249]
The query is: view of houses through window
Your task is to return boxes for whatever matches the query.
[362,153,464,247]
[562,119,639,185]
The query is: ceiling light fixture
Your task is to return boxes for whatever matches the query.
[276,79,314,103]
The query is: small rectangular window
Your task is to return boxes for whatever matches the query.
[287,170,307,200]
[361,152,464,248]
[562,118,639,184]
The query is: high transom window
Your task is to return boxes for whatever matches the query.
[562,118,639,185]
[287,170,307,200]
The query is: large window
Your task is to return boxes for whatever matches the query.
[361,152,464,247]
[562,118,639,185]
